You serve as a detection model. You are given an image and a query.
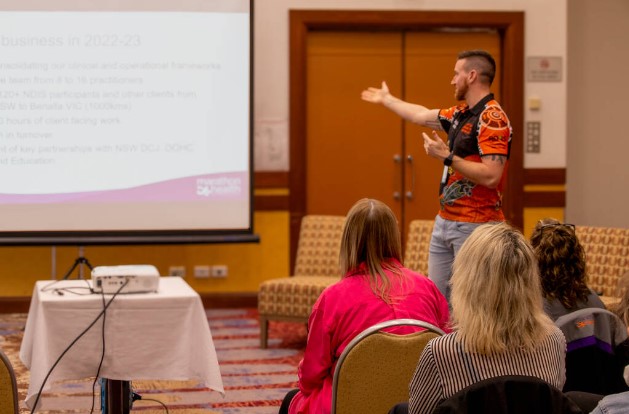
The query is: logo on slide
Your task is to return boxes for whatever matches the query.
[196,176,242,197]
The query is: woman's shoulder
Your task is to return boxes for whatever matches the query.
[320,274,369,299]
[402,268,443,293]
[545,291,607,321]
[425,331,461,351]
[586,289,607,308]
[400,266,425,278]
[544,325,567,348]
[312,277,369,319]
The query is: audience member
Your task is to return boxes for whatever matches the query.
[611,271,629,333]
[609,271,629,386]
[279,198,450,414]
[530,218,605,321]
[405,222,565,414]
[589,390,629,413]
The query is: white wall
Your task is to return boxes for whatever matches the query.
[253,0,568,171]
[566,0,629,227]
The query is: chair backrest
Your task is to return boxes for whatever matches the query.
[432,375,583,414]
[555,307,629,394]
[331,318,445,414]
[575,225,629,296]
[293,215,346,276]
[0,348,19,414]
[404,219,434,275]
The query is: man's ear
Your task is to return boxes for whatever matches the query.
[468,69,478,84]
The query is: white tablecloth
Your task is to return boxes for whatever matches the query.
[20,277,224,410]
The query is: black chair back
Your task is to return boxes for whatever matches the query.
[432,375,583,414]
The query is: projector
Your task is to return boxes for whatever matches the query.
[91,265,160,294]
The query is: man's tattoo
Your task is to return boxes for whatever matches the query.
[489,154,506,165]
[425,120,443,131]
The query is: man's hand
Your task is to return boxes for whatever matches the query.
[361,81,390,105]
[422,131,449,161]
[422,130,507,188]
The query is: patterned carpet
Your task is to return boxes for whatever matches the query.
[0,309,306,413]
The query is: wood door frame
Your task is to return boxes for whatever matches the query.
[289,10,525,271]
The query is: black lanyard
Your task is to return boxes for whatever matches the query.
[439,111,471,195]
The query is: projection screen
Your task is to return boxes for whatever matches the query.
[0,0,255,245]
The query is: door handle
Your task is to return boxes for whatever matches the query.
[406,154,415,200]
[393,154,402,200]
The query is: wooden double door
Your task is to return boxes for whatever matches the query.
[305,30,501,235]
[287,11,524,267]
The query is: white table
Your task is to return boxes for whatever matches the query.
[20,277,224,411]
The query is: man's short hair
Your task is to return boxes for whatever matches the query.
[457,50,496,86]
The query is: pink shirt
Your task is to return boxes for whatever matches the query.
[288,261,450,414]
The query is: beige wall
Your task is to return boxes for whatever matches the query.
[566,0,629,227]
[254,0,569,171]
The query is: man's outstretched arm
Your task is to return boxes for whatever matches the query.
[361,81,443,130]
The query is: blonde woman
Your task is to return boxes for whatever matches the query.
[407,223,565,414]
[280,198,450,414]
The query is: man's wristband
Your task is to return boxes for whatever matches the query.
[444,152,454,167]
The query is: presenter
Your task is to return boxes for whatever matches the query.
[361,49,512,302]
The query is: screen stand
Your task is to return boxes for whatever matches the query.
[61,246,95,280]
[101,378,132,414]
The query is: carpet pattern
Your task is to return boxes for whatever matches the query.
[0,309,306,413]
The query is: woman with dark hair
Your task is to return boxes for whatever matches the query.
[530,218,605,320]
[279,198,450,414]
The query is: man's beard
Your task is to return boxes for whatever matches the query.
[454,82,468,101]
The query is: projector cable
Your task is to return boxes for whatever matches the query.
[132,391,170,414]
[30,279,129,413]
[88,288,107,414]
[41,278,92,296]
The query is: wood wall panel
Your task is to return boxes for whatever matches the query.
[524,168,566,185]
[523,168,566,208]
[255,172,289,188]
[254,172,289,211]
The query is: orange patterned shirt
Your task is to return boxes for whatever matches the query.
[437,93,512,223]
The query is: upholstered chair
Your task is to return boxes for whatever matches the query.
[403,219,434,275]
[0,348,19,414]
[258,215,346,348]
[576,225,629,306]
[331,319,444,414]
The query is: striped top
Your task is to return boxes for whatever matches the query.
[408,327,566,414]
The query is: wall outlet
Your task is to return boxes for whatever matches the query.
[169,266,186,277]
[211,265,228,278]
[194,265,211,278]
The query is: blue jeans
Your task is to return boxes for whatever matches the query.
[589,391,629,414]
[428,215,484,302]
